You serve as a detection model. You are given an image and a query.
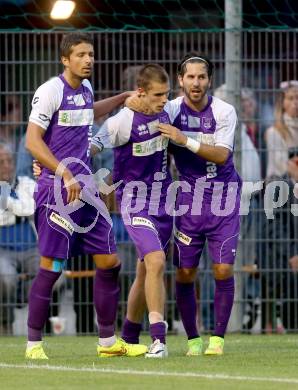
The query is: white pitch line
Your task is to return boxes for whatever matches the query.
[0,363,298,384]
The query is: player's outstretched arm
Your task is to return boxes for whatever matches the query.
[93,91,136,120]
[125,94,148,114]
[158,123,229,165]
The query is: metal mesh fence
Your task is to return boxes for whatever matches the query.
[0,30,297,336]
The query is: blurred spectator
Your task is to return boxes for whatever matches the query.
[214,84,262,332]
[214,84,262,183]
[122,65,142,91]
[0,95,23,154]
[0,141,38,334]
[16,134,34,180]
[260,155,298,332]
[265,80,298,179]
[261,81,298,332]
[241,88,258,147]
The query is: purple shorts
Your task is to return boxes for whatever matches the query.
[34,184,116,259]
[123,210,173,260]
[173,192,240,269]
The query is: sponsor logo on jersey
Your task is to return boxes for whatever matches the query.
[49,212,74,235]
[182,131,215,146]
[132,216,156,231]
[58,109,93,126]
[197,132,215,145]
[60,111,71,124]
[174,228,192,245]
[132,135,168,156]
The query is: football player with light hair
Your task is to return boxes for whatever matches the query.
[92,64,173,358]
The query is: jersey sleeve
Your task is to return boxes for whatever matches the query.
[92,107,134,148]
[29,78,63,130]
[82,79,94,95]
[164,96,183,124]
[214,103,237,151]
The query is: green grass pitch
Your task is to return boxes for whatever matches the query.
[0,335,298,390]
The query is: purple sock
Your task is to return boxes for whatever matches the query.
[149,322,167,344]
[176,281,199,339]
[94,265,120,338]
[27,268,61,341]
[121,318,142,344]
[214,276,235,337]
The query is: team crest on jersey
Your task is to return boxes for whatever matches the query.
[83,91,92,103]
[202,117,213,129]
[159,114,170,124]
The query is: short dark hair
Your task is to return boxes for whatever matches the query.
[60,32,93,58]
[177,52,213,79]
[0,95,20,117]
[137,64,169,91]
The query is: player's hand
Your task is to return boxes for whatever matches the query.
[125,95,149,114]
[158,123,187,145]
[289,255,298,272]
[32,160,42,179]
[62,169,82,204]
[287,157,298,181]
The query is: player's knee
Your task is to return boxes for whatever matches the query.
[144,252,165,275]
[213,264,233,280]
[176,267,197,283]
[135,261,146,283]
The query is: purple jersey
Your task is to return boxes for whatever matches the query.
[165,96,241,198]
[165,96,242,267]
[92,108,173,259]
[29,75,117,258]
[96,108,172,210]
[29,74,94,186]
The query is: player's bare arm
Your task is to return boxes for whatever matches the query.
[94,91,137,120]
[158,122,229,165]
[26,122,81,203]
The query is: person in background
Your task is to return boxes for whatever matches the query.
[261,80,298,333]
[0,95,23,154]
[0,141,38,335]
[266,80,298,179]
